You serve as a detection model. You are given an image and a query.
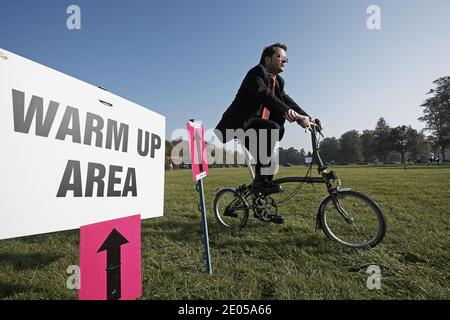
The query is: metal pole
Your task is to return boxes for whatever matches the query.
[196,178,212,275]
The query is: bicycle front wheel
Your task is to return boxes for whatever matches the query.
[319,190,386,249]
[213,188,250,228]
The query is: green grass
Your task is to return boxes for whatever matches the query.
[1,165,449,299]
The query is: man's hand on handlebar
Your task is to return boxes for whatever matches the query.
[284,109,297,123]
[284,109,311,128]
[284,109,323,132]
[297,115,311,129]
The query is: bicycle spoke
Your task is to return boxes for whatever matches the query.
[351,223,371,240]
[322,191,384,248]
[214,189,249,228]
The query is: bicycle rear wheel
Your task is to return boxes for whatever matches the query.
[213,188,250,228]
[318,190,386,249]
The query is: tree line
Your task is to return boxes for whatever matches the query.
[166,76,450,166]
[318,118,429,165]
[318,76,450,164]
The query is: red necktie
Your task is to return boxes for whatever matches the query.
[262,76,276,120]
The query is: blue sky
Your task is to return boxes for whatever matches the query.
[1,0,449,150]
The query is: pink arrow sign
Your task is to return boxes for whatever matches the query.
[186,120,208,181]
[79,214,141,300]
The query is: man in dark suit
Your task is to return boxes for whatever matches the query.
[215,43,312,217]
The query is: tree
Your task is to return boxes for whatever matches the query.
[373,118,391,162]
[360,130,375,163]
[339,130,362,163]
[279,147,306,165]
[299,148,306,163]
[319,137,340,164]
[279,147,287,165]
[286,147,301,165]
[165,140,173,158]
[419,76,450,161]
[390,125,422,164]
[408,130,429,161]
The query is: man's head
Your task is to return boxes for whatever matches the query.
[259,43,288,75]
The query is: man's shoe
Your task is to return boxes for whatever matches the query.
[270,214,285,224]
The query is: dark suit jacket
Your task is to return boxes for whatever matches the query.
[215,64,309,143]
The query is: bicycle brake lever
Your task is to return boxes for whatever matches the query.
[317,130,324,138]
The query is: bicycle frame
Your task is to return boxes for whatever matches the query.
[229,124,344,196]
[215,124,386,248]
[273,124,341,193]
[271,124,354,227]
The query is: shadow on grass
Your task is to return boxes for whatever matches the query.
[0,281,31,299]
[141,212,340,256]
[0,252,63,271]
[212,231,333,252]
[12,229,79,246]
[141,217,206,243]
[376,165,450,170]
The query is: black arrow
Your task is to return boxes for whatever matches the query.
[97,228,129,300]
[194,129,204,172]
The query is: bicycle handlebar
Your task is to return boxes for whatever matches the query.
[301,118,324,137]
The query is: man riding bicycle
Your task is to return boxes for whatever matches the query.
[215,43,316,223]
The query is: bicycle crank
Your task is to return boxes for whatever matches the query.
[253,196,278,222]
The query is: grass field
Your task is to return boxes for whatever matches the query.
[1,165,449,300]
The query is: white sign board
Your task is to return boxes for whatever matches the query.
[0,48,165,240]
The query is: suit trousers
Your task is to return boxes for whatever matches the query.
[243,117,285,180]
